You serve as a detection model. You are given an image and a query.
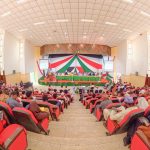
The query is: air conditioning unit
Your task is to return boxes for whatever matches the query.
[135,72,138,76]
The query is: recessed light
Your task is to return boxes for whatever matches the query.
[123,29,132,32]
[18,28,28,32]
[122,0,133,3]
[64,32,68,35]
[55,19,69,22]
[1,11,11,17]
[83,35,87,38]
[56,44,60,48]
[80,44,84,47]
[33,22,45,25]
[68,44,72,47]
[81,19,94,23]
[105,22,117,26]
[140,11,150,17]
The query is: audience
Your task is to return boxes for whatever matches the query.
[6,91,23,109]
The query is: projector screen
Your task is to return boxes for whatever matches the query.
[39,59,48,69]
[104,61,113,71]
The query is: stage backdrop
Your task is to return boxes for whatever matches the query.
[48,54,103,73]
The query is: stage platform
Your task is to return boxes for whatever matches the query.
[38,75,109,86]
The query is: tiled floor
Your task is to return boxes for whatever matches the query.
[27,94,128,150]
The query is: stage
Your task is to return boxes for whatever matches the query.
[38,75,112,86]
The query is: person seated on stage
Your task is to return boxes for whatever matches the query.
[65,71,68,75]
[6,91,23,109]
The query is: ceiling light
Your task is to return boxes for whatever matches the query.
[123,29,132,32]
[1,11,11,17]
[33,22,45,25]
[81,19,94,23]
[105,22,117,26]
[122,0,134,3]
[18,28,28,32]
[99,36,104,40]
[56,44,60,48]
[83,35,87,38]
[55,19,69,22]
[16,0,26,4]
[68,44,72,47]
[80,44,84,47]
[140,11,150,17]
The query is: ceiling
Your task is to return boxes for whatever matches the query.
[0,0,150,47]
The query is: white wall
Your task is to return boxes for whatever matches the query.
[132,34,148,76]
[116,40,127,75]
[3,32,19,75]
[24,40,34,73]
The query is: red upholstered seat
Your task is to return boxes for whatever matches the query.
[22,99,60,121]
[0,102,16,123]
[85,98,98,109]
[0,124,27,150]
[106,108,144,135]
[95,103,121,121]
[95,108,103,121]
[130,130,150,150]
[144,106,150,117]
[13,107,49,135]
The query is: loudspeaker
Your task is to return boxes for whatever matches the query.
[135,72,138,76]
[12,70,16,74]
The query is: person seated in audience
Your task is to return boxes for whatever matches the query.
[103,95,136,121]
[28,100,49,121]
[123,97,149,146]
[26,91,33,100]
[0,89,9,102]
[93,94,112,116]
[6,91,23,109]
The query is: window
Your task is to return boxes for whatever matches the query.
[0,30,4,73]
[127,41,133,59]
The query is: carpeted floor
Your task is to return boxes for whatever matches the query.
[27,94,128,150]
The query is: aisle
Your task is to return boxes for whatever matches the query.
[27,94,128,150]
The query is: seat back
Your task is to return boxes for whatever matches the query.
[144,106,150,117]
[118,109,144,133]
[131,130,150,150]
[12,107,41,133]
[0,124,27,150]
[0,102,15,123]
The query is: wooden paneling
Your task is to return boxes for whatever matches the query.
[6,73,30,84]
[40,44,111,55]
[121,74,145,87]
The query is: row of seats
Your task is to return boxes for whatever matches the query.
[80,88,150,150]
[0,87,74,149]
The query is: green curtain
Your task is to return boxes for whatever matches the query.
[57,56,76,73]
[76,56,92,72]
